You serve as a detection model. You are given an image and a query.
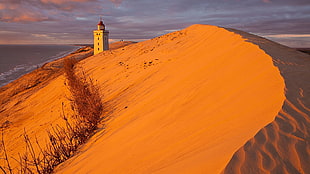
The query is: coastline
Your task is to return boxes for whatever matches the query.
[0,41,137,172]
[0,41,136,110]
[0,41,136,108]
[0,46,93,108]
[0,45,83,87]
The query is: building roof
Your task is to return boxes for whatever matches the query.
[98,20,104,26]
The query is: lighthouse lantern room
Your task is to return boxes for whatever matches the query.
[93,18,109,55]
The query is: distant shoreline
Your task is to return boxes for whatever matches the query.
[0,46,93,107]
[0,45,83,87]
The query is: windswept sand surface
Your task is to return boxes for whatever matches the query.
[0,43,134,170]
[55,25,288,173]
[1,24,308,174]
[0,47,94,169]
[222,29,310,174]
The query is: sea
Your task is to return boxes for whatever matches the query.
[0,45,80,87]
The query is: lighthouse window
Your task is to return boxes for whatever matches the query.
[98,37,99,40]
[98,48,99,51]
[98,43,99,46]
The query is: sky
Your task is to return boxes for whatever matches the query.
[0,0,309,47]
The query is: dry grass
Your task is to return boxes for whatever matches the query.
[0,57,104,173]
[64,58,103,131]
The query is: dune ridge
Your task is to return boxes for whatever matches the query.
[55,24,285,173]
[0,42,134,172]
[0,47,94,172]
[223,29,310,174]
[2,24,304,173]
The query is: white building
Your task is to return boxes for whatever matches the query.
[93,19,109,55]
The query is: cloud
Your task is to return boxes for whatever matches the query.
[264,35,310,48]
[40,0,97,5]
[0,0,100,22]
[0,1,48,22]
[265,34,310,38]
[263,33,310,47]
[0,4,49,22]
[109,0,123,6]
[0,0,309,47]
[262,0,271,3]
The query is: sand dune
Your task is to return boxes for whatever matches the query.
[0,42,134,171]
[55,25,286,173]
[1,24,308,174]
[222,29,310,174]
[0,47,93,170]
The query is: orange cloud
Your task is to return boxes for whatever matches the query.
[1,12,49,22]
[40,0,93,4]
[262,0,271,3]
[265,34,310,38]
[0,0,98,22]
[0,4,5,10]
[109,0,123,6]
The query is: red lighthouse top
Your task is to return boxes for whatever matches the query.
[98,20,104,26]
[97,20,105,30]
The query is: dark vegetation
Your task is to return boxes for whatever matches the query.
[0,57,104,173]
[0,46,92,109]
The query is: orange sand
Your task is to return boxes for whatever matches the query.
[2,24,307,174]
[54,25,285,173]
[0,48,93,169]
[0,43,132,170]
[222,29,310,174]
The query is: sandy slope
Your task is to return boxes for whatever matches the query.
[55,25,286,173]
[0,43,134,171]
[222,29,310,174]
[0,47,93,170]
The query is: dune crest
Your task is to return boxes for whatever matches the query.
[0,43,133,171]
[55,25,285,173]
[223,29,310,174]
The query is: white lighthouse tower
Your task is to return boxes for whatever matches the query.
[93,18,109,55]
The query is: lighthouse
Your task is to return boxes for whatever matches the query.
[93,19,109,55]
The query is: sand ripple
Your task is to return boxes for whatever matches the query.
[223,29,310,174]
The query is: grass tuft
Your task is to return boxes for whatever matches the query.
[0,57,105,173]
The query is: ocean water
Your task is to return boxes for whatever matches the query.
[0,45,79,87]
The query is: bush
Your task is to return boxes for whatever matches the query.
[0,57,104,174]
